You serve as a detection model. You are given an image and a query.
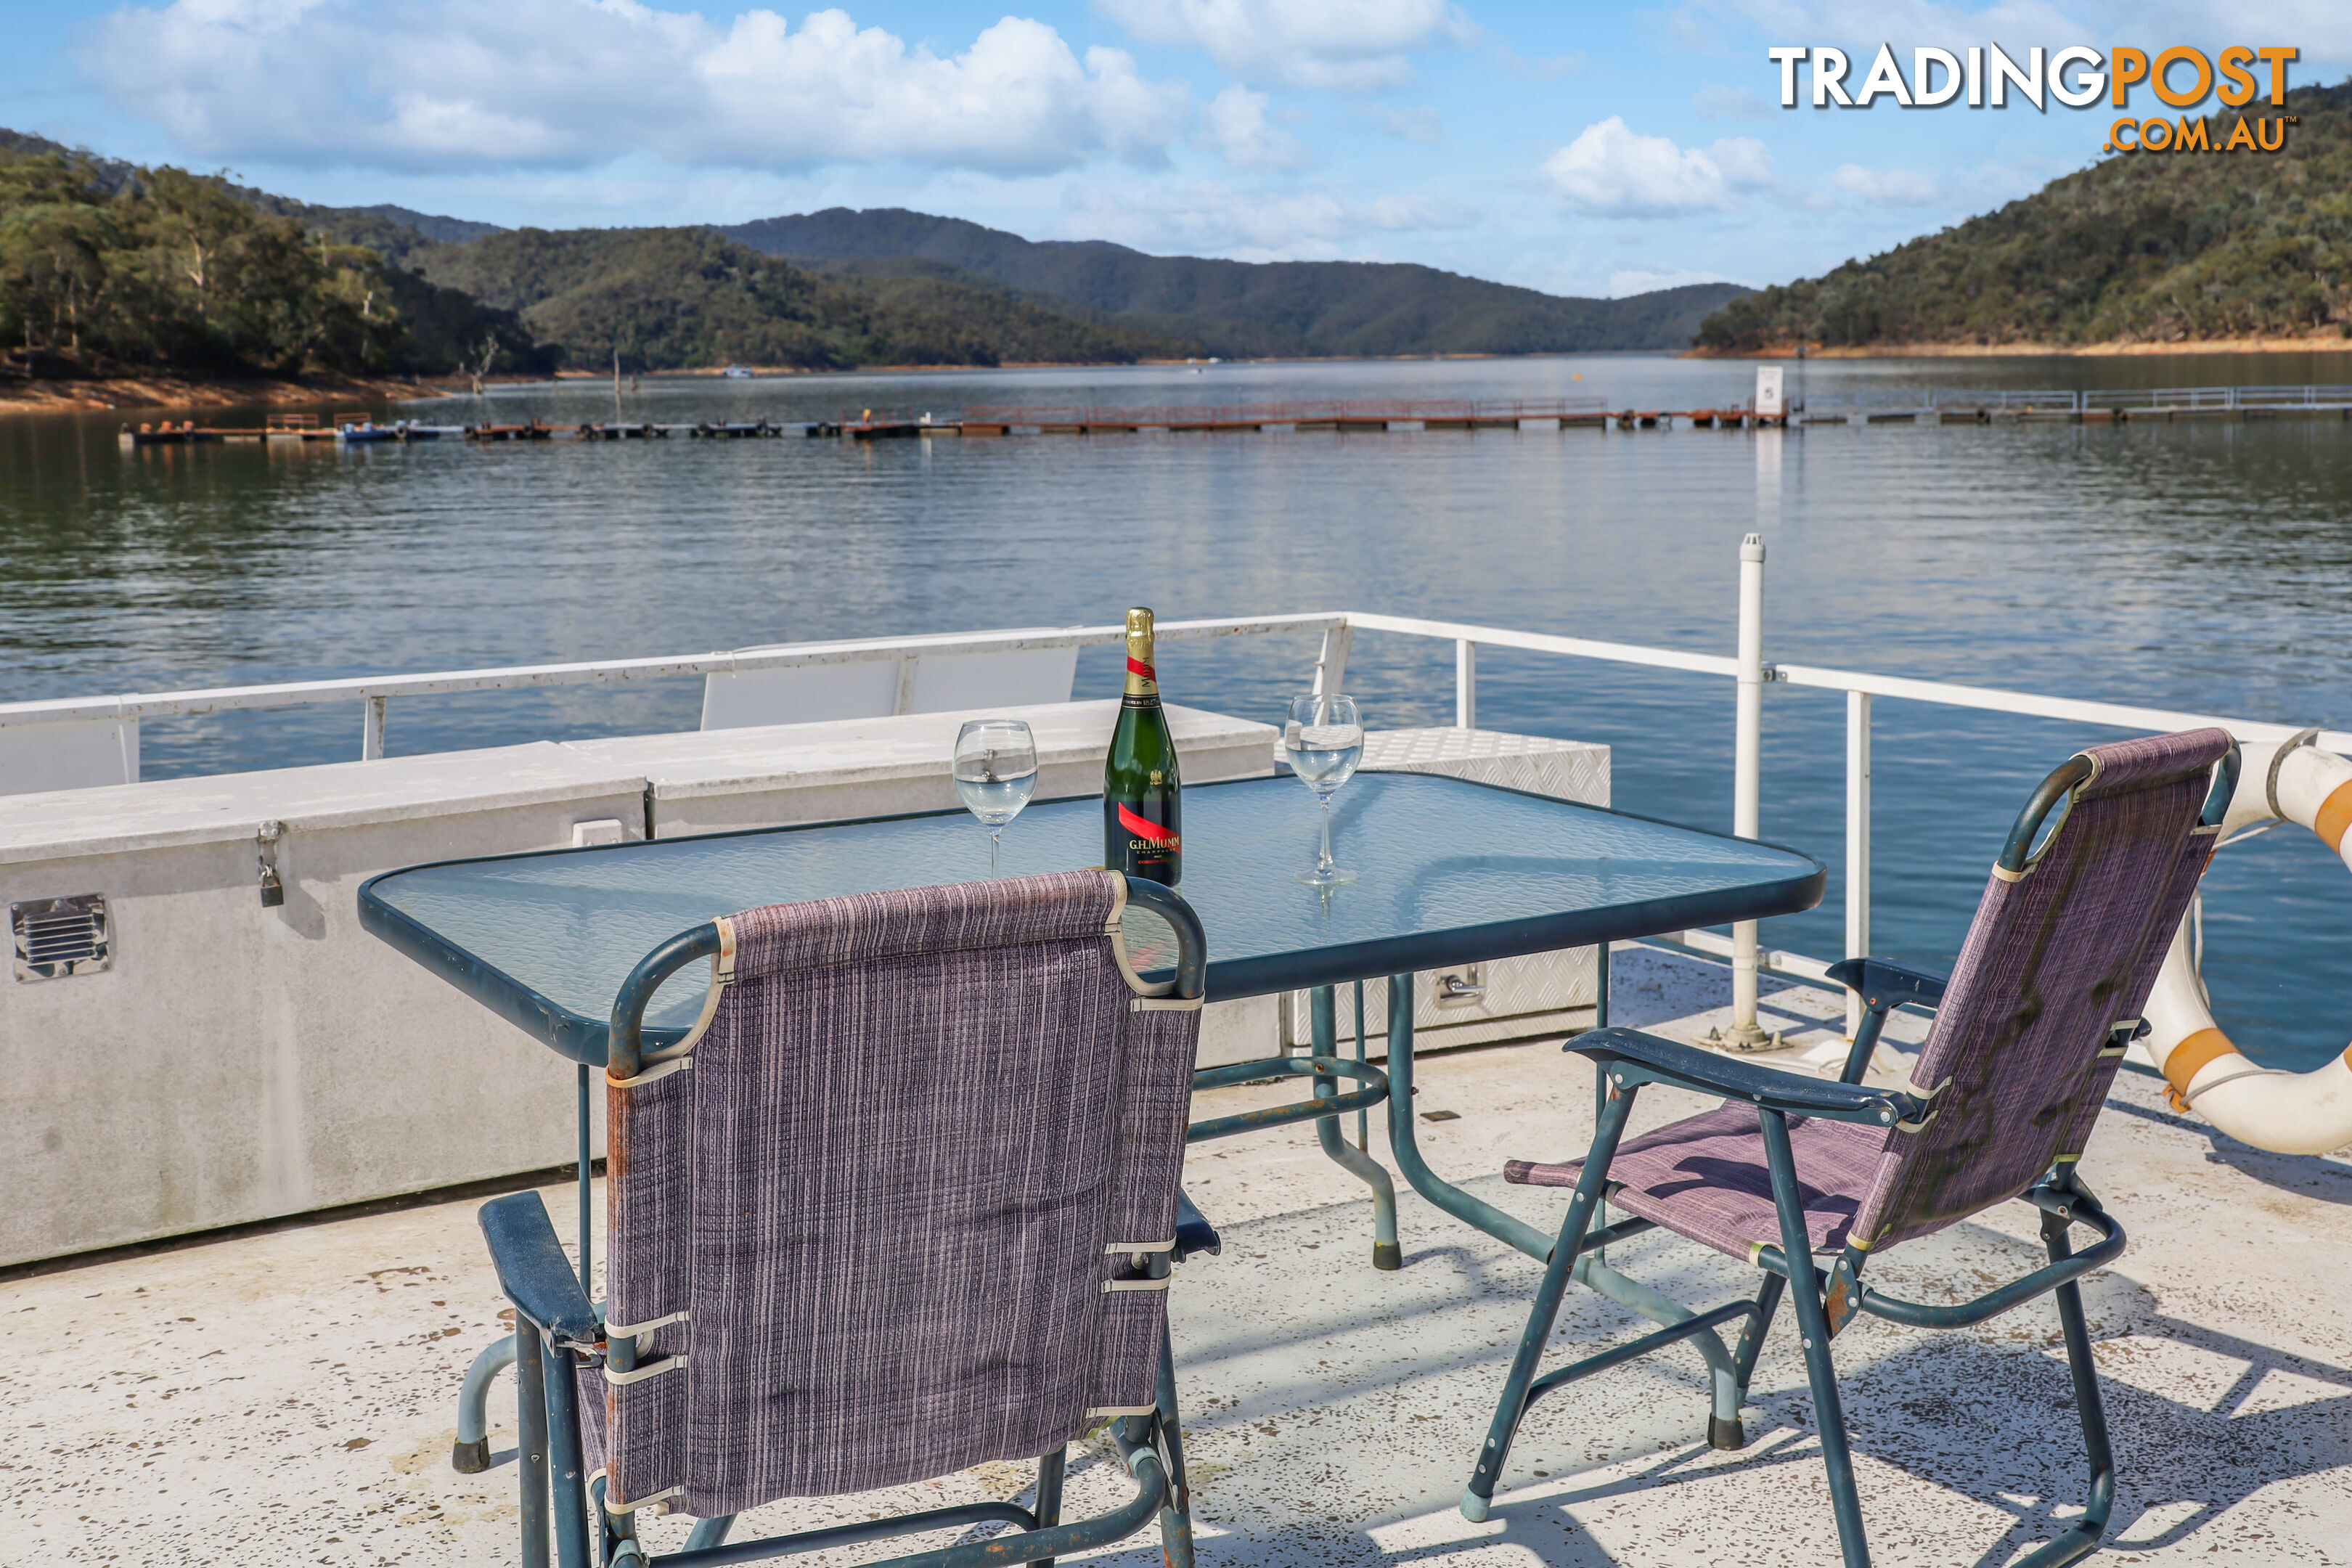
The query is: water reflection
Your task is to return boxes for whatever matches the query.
[4,354,2349,1067]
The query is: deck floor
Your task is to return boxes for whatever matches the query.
[8,949,2350,1567]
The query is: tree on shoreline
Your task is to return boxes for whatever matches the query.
[0,149,552,380]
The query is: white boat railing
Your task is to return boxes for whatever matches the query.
[9,546,2347,1034]
[0,616,1348,761]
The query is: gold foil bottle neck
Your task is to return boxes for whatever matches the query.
[1122,606,1159,695]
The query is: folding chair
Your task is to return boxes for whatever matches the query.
[1463,729,2238,1568]
[479,867,1214,1568]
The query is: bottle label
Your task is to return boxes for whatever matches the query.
[1117,802,1180,852]
[1123,651,1158,703]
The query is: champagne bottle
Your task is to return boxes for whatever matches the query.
[1104,607,1183,884]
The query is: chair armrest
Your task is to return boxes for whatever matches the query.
[1122,877,1206,1000]
[1823,957,1948,1013]
[1174,1188,1220,1260]
[478,1192,600,1344]
[1570,1026,1923,1127]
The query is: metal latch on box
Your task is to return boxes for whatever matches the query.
[1434,963,1487,1008]
[257,820,285,907]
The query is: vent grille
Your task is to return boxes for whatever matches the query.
[11,894,111,981]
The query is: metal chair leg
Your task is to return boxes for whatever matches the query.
[1154,1318,1198,1568]
[683,1515,737,1551]
[452,1333,517,1473]
[1461,1082,1636,1522]
[541,1338,592,1568]
[1026,1446,1065,1568]
[1312,986,1400,1270]
[514,1323,551,1568]
[1731,1273,1785,1400]
[1758,1111,1871,1568]
[2012,1206,2118,1568]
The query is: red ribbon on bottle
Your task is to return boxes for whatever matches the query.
[1126,656,1156,681]
[1117,803,1177,846]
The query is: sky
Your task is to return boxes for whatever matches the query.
[1,0,2343,298]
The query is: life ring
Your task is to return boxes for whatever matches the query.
[2142,736,2352,1156]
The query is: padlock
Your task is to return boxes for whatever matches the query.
[257,820,285,908]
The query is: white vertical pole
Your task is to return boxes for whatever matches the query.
[362,695,387,761]
[1455,640,1477,730]
[1845,689,1872,1037]
[1730,534,1768,1044]
[1312,623,1352,697]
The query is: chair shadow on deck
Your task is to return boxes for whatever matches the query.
[1138,1189,2349,1568]
[1414,1235,2352,1568]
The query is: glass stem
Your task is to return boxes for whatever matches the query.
[989,826,1003,878]
[1318,796,1335,874]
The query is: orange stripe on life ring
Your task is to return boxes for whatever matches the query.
[2314,777,2352,854]
[2163,1027,2242,1112]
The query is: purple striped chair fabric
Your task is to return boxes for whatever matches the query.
[588,869,1201,1519]
[1506,728,2231,1261]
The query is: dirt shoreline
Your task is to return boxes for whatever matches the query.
[1688,335,2352,359]
[15,336,2352,415]
[0,372,466,417]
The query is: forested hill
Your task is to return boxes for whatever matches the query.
[405,227,1193,370]
[0,133,547,381]
[4,123,1749,382]
[719,208,1746,357]
[1697,81,2352,351]
[0,128,505,260]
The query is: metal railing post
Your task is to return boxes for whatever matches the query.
[1455,640,1477,729]
[1313,622,1353,697]
[362,695,387,760]
[1845,690,1871,1038]
[1726,534,1771,1048]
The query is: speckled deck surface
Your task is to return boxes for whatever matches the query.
[7,947,2348,1566]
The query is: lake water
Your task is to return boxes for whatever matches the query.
[5,352,2351,1069]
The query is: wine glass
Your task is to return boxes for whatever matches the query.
[953,719,1038,877]
[1283,693,1363,886]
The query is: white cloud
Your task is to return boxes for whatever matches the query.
[1831,163,1940,205]
[1487,45,1582,81]
[82,1,1189,175]
[1672,0,2352,68]
[1095,0,1476,91]
[1368,104,1448,144]
[1199,84,1307,169]
[1539,118,1775,217]
[1060,178,1476,258]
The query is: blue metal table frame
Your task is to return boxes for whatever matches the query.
[361,772,1822,1480]
[362,770,1821,1259]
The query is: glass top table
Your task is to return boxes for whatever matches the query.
[360,771,1824,1068]
[364,768,1824,1280]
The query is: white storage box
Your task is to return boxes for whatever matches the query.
[0,745,649,1265]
